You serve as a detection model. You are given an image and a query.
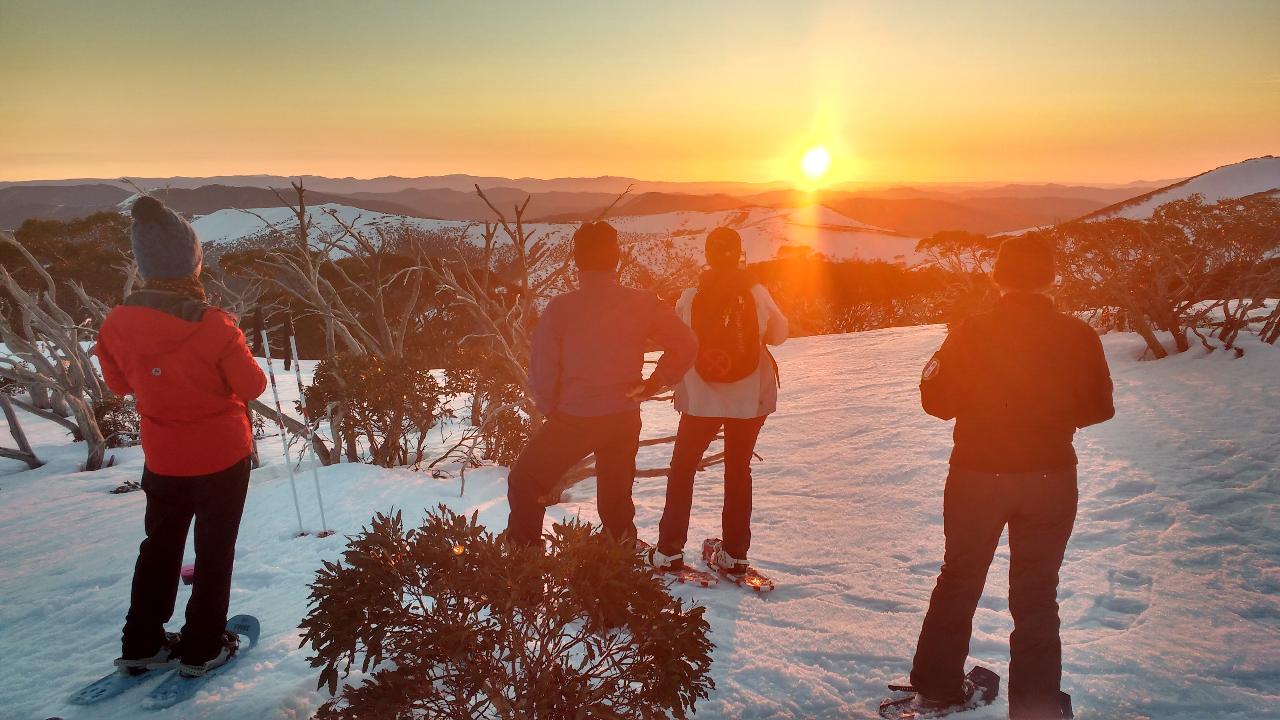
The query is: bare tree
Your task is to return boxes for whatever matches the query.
[1048,193,1280,359]
[0,231,111,469]
[0,393,43,469]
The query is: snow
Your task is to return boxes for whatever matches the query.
[190,203,921,266]
[1087,156,1280,221]
[613,205,919,265]
[2,327,1279,719]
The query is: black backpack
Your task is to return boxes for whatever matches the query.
[691,283,761,383]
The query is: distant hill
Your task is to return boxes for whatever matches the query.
[0,174,788,197]
[345,189,756,224]
[747,190,1110,236]
[16,162,1276,237]
[0,184,132,230]
[349,187,621,222]
[143,185,429,219]
[189,202,921,267]
[1078,156,1280,221]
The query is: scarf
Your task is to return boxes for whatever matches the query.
[144,275,208,302]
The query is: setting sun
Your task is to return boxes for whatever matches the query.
[801,146,831,182]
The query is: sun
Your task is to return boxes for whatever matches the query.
[801,146,831,182]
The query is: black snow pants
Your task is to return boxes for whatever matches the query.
[657,413,766,559]
[506,410,642,547]
[910,467,1077,719]
[121,457,251,665]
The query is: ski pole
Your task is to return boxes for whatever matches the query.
[247,309,263,469]
[261,324,306,536]
[286,315,330,535]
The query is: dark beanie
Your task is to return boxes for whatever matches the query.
[130,195,203,281]
[993,235,1055,291]
[705,227,742,270]
[572,221,620,272]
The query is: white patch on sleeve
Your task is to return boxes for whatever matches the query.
[922,355,941,381]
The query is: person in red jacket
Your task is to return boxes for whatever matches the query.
[95,195,266,679]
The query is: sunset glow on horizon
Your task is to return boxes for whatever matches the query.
[1,0,1277,185]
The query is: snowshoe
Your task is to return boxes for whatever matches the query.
[877,666,1000,719]
[177,630,239,678]
[115,631,182,674]
[702,538,774,593]
[638,540,719,587]
[68,632,182,705]
[142,614,260,709]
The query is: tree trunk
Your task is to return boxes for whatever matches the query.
[0,394,43,469]
[65,394,107,471]
[1130,314,1169,359]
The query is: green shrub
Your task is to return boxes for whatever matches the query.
[93,395,139,448]
[304,353,450,467]
[300,506,715,719]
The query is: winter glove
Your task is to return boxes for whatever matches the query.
[625,375,667,402]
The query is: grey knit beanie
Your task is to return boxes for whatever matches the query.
[130,195,202,281]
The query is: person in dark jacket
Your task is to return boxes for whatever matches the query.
[904,236,1114,719]
[506,221,698,547]
[95,196,266,678]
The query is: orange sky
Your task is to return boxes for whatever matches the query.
[1,1,1277,184]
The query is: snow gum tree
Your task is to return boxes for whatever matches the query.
[1042,193,1280,358]
[0,229,121,470]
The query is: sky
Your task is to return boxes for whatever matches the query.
[1,0,1277,185]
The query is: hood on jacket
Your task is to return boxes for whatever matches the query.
[101,291,212,356]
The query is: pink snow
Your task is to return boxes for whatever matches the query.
[1,325,1278,718]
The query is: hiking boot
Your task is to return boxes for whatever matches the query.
[178,631,239,678]
[906,676,983,718]
[115,632,181,675]
[646,547,685,572]
[708,543,749,575]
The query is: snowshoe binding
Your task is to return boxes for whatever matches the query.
[877,666,1000,719]
[638,540,719,587]
[702,538,774,593]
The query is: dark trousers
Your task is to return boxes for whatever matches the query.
[911,467,1077,719]
[121,457,251,665]
[657,414,766,559]
[506,410,642,546]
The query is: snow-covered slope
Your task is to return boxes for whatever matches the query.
[2,327,1278,719]
[190,203,921,265]
[613,205,919,265]
[1082,156,1280,221]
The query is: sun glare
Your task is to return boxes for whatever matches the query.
[801,146,831,182]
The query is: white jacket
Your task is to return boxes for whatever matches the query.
[672,283,789,419]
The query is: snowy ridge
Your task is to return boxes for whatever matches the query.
[190,203,921,265]
[1081,156,1280,221]
[2,326,1278,718]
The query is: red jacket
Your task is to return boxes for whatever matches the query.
[96,291,267,476]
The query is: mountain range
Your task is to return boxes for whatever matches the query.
[2,158,1276,242]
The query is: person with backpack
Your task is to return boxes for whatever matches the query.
[647,227,788,579]
[95,196,266,680]
[506,221,698,548]
[887,235,1114,720]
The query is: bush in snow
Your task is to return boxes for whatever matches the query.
[440,345,532,468]
[299,506,715,720]
[303,353,451,468]
[93,395,140,448]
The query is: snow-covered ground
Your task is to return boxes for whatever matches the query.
[2,326,1278,719]
[190,203,920,266]
[1085,156,1280,221]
